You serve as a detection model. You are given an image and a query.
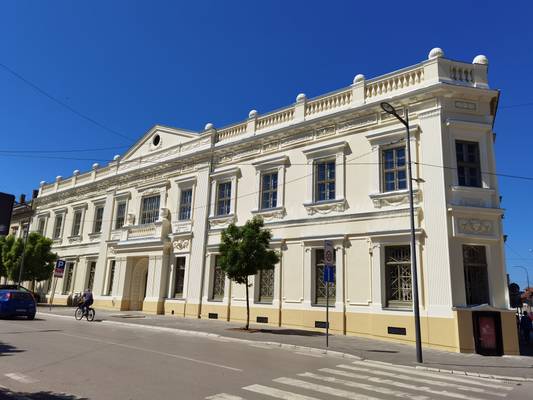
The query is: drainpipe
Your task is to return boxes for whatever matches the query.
[343,234,347,335]
[278,239,285,327]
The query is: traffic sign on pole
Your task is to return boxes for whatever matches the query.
[54,260,66,278]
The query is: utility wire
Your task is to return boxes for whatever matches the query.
[0,145,128,154]
[0,62,134,143]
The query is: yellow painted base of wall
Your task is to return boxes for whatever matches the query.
[142,300,164,314]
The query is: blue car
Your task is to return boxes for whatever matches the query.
[0,289,36,319]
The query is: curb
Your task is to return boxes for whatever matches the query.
[38,311,533,383]
[38,311,360,361]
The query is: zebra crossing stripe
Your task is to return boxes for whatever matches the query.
[325,367,503,400]
[205,393,245,400]
[243,384,322,400]
[353,361,513,390]
[274,377,383,400]
[205,394,246,400]
[333,365,508,397]
[299,372,429,400]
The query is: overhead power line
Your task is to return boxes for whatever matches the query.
[0,62,134,143]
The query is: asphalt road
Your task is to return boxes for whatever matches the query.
[0,314,532,400]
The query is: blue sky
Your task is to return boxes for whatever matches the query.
[1,1,532,287]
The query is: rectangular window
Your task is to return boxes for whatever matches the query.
[71,210,83,236]
[93,206,104,233]
[314,249,336,305]
[53,214,63,239]
[115,201,126,229]
[385,246,412,308]
[140,195,160,224]
[210,256,225,300]
[179,189,193,220]
[216,182,232,216]
[315,160,336,202]
[106,260,116,296]
[258,268,274,303]
[174,257,186,298]
[456,141,481,187]
[382,147,407,192]
[260,172,278,210]
[87,261,96,290]
[63,262,74,294]
[463,245,490,305]
[37,218,46,235]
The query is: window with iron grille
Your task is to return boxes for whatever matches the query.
[53,214,63,239]
[314,249,336,305]
[71,210,82,236]
[140,195,160,224]
[258,268,274,303]
[216,182,232,216]
[260,172,278,210]
[87,261,96,290]
[115,202,126,229]
[210,256,225,300]
[463,245,490,305]
[106,260,115,296]
[385,246,412,308]
[179,189,193,220]
[63,262,74,294]
[37,218,46,235]
[456,141,481,187]
[382,147,407,192]
[315,160,335,202]
[174,257,186,298]
[93,206,104,233]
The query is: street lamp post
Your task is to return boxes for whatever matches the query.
[380,102,423,363]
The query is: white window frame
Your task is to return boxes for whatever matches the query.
[52,208,67,240]
[168,255,189,299]
[92,202,105,233]
[209,167,240,219]
[251,155,288,216]
[302,141,348,214]
[69,203,87,238]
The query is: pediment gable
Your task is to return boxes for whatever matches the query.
[121,125,199,162]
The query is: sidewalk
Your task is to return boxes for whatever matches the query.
[37,305,533,380]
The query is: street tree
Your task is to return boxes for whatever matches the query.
[219,216,279,330]
[1,233,57,288]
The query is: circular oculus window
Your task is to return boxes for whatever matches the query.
[152,134,161,147]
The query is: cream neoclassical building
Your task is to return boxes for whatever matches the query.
[32,48,518,354]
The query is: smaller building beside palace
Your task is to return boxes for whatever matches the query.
[31,48,518,354]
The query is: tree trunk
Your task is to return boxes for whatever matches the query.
[245,275,250,330]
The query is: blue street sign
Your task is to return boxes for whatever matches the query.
[323,266,335,283]
[54,259,66,278]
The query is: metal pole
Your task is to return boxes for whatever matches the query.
[326,279,329,347]
[405,111,423,363]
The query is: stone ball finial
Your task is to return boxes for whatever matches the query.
[40,180,46,187]
[204,122,214,131]
[113,154,121,162]
[428,47,444,59]
[473,54,489,65]
[248,109,257,118]
[73,169,80,176]
[296,93,306,102]
[353,74,365,84]
[55,175,62,182]
[92,163,100,170]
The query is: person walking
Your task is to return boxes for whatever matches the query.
[520,310,532,344]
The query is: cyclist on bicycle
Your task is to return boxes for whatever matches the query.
[80,288,93,316]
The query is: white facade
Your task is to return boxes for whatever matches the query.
[32,49,518,354]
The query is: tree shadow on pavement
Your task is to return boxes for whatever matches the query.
[0,388,87,399]
[0,341,24,357]
[259,329,326,337]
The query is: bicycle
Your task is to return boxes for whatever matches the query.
[74,301,95,321]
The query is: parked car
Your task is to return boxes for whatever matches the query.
[0,289,37,319]
[0,285,42,303]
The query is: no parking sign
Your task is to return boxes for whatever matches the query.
[323,240,334,283]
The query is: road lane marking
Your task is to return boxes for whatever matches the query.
[294,352,322,358]
[4,373,38,384]
[244,384,322,400]
[205,394,246,400]
[56,332,242,372]
[352,360,513,389]
[274,377,382,400]
[299,371,429,400]
[323,367,502,400]
[332,365,508,397]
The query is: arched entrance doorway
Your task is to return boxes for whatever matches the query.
[129,258,148,311]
